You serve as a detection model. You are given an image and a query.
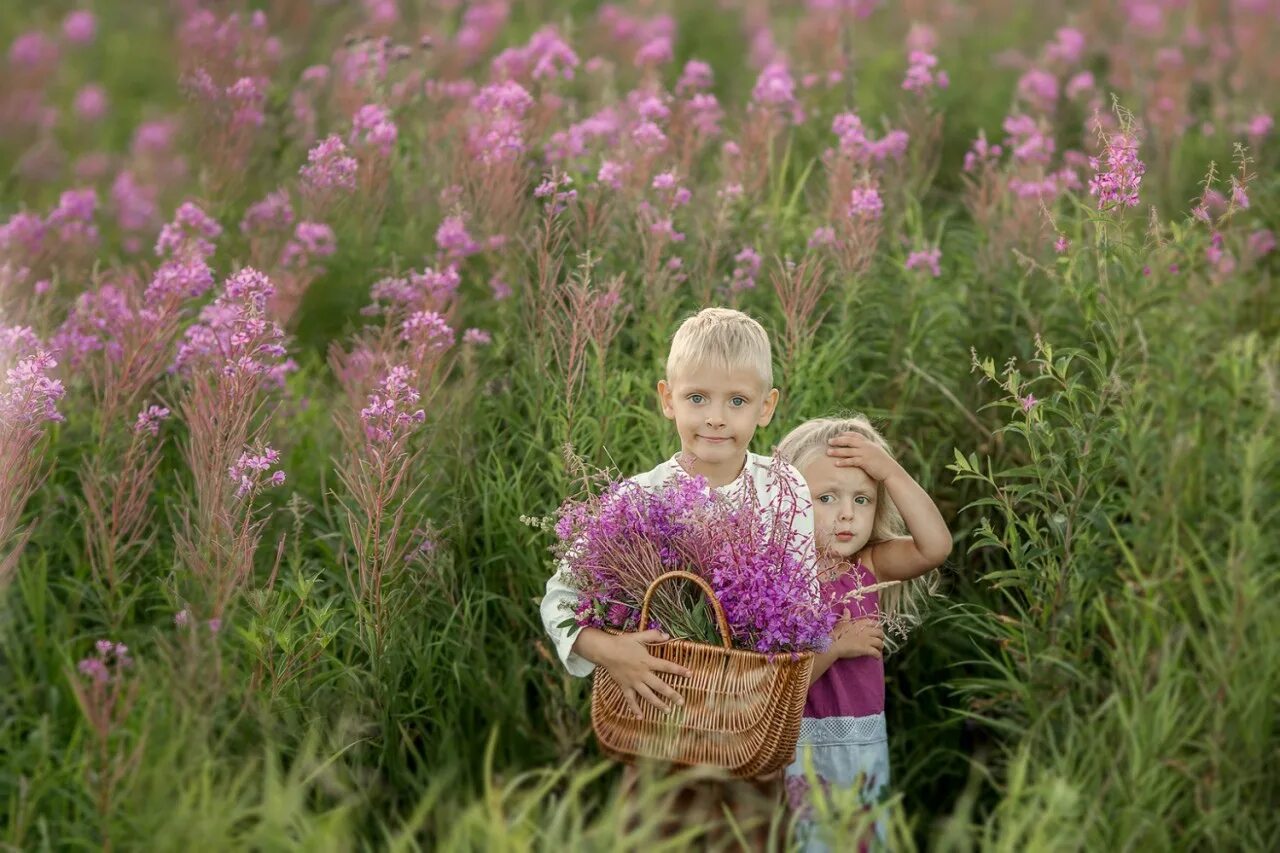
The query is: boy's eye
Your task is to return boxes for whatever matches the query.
[688,394,705,404]
[730,396,747,407]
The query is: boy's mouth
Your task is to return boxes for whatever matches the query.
[698,435,732,444]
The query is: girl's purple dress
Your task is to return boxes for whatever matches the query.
[785,560,890,851]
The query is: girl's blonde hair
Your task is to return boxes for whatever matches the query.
[776,414,941,648]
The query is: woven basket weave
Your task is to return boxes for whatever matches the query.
[590,570,814,778]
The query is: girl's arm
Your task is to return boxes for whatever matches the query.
[808,611,884,684]
[865,468,951,581]
[826,433,952,582]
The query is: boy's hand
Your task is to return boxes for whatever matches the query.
[827,432,901,482]
[832,608,884,660]
[598,630,692,718]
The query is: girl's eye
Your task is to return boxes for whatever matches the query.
[818,494,836,504]
[688,394,705,404]
[730,396,747,407]
[855,496,871,505]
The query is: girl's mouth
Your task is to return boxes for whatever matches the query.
[835,532,854,541]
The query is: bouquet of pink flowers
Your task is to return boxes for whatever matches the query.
[551,460,834,655]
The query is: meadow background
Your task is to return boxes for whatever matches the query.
[1,0,1277,849]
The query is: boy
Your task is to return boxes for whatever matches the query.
[540,305,817,716]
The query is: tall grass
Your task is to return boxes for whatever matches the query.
[1,1,1277,849]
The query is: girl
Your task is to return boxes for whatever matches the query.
[776,415,951,851]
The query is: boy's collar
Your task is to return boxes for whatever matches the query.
[666,450,764,489]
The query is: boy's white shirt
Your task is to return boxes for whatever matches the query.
[540,450,818,677]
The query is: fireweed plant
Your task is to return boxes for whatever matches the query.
[0,1,1276,850]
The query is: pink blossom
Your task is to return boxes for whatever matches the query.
[1231,182,1249,210]
[808,226,837,248]
[62,11,97,45]
[729,246,762,292]
[350,104,398,157]
[1019,393,1037,412]
[490,275,512,301]
[155,201,221,260]
[751,61,802,122]
[463,328,492,345]
[400,311,455,352]
[963,130,1004,172]
[1045,28,1085,65]
[241,190,295,235]
[1017,69,1058,111]
[173,608,191,627]
[228,444,285,499]
[1,342,65,426]
[677,60,714,93]
[361,365,426,444]
[903,51,948,94]
[905,247,942,277]
[9,31,59,70]
[597,159,625,190]
[435,216,479,261]
[1088,131,1146,209]
[73,84,109,122]
[634,35,672,68]
[1245,113,1273,141]
[300,135,358,195]
[1054,234,1070,253]
[1247,229,1275,258]
[847,185,883,220]
[281,222,336,272]
[133,405,171,437]
[1065,71,1094,100]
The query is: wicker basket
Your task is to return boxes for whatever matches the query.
[590,570,814,778]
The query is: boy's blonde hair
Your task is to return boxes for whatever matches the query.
[776,414,941,649]
[666,307,773,389]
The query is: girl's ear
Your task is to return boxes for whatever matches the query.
[757,387,780,426]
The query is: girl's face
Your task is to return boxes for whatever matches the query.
[801,454,877,561]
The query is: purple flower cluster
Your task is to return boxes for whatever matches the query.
[905,247,942,277]
[847,184,884,221]
[77,640,132,684]
[133,404,171,437]
[172,267,292,384]
[350,104,398,157]
[228,444,285,498]
[300,136,358,196]
[0,327,65,426]
[553,463,833,654]
[360,365,425,444]
[902,50,948,94]
[155,201,222,260]
[1088,131,1145,210]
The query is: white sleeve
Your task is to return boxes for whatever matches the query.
[540,563,597,678]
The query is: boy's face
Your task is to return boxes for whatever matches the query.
[657,364,779,470]
[801,455,877,560]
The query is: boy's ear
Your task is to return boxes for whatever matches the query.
[656,379,676,419]
[757,387,780,426]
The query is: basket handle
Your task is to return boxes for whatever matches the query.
[638,570,733,650]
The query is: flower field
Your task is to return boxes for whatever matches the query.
[1,1,1277,849]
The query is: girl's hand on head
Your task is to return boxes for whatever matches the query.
[833,609,884,660]
[826,432,900,482]
[600,630,692,719]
